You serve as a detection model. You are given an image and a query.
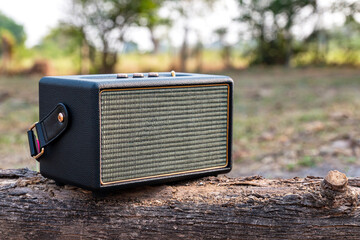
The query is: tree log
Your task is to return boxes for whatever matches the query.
[0,168,359,239]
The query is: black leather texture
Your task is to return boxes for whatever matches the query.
[37,72,233,191]
[27,103,69,158]
[27,130,37,157]
[36,103,68,148]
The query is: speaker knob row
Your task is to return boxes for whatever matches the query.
[117,71,175,79]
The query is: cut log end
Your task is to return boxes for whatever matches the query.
[323,170,348,192]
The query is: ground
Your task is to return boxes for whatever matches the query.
[227,67,360,178]
[1,67,360,178]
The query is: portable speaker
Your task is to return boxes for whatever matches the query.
[27,72,233,191]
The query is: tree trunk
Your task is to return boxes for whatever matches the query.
[0,35,14,74]
[285,33,292,67]
[179,27,188,72]
[100,38,118,74]
[194,38,203,72]
[149,27,160,54]
[0,169,359,239]
[80,38,90,75]
[223,45,232,69]
[100,51,117,73]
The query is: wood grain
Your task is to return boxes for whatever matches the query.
[0,168,359,239]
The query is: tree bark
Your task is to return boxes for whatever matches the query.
[100,51,117,73]
[179,27,188,72]
[149,27,160,55]
[0,34,14,74]
[0,168,359,239]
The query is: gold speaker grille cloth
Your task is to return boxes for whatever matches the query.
[100,85,229,184]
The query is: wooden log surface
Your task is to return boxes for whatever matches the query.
[0,168,360,239]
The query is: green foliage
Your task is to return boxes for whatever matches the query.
[293,19,360,66]
[2,0,359,71]
[36,24,84,58]
[237,0,360,66]
[135,0,169,28]
[298,156,319,167]
[0,29,16,47]
[344,157,357,164]
[238,0,316,66]
[0,11,27,66]
[0,11,26,44]
[286,163,296,171]
[68,0,165,72]
[326,19,360,65]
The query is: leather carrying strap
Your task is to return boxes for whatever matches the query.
[27,103,69,160]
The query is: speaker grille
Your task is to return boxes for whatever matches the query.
[100,85,229,184]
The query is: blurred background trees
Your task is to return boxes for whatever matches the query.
[67,0,163,73]
[0,0,360,74]
[0,11,26,74]
[237,0,317,66]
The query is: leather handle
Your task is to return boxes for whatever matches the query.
[27,103,69,159]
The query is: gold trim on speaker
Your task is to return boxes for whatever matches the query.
[99,83,230,186]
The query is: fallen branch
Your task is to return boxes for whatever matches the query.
[0,168,359,239]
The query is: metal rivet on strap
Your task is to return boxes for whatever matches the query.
[58,113,64,123]
[171,70,176,77]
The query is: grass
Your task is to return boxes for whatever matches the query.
[297,156,320,168]
[224,67,360,177]
[0,75,39,170]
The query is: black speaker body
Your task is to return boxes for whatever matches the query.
[36,72,233,191]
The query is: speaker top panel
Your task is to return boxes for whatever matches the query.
[39,72,233,91]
